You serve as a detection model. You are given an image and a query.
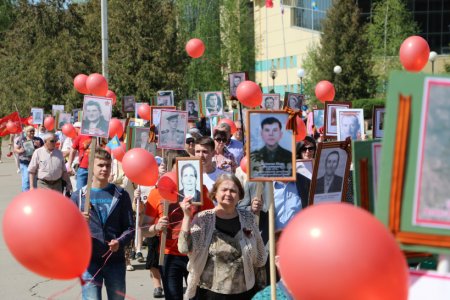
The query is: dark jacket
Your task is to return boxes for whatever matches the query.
[71,185,134,264]
[315,175,343,194]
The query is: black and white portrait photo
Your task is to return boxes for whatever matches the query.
[31,108,44,125]
[373,106,385,139]
[133,127,153,152]
[52,105,64,116]
[324,102,352,138]
[57,112,71,130]
[284,93,303,111]
[261,94,280,110]
[158,110,187,150]
[123,95,136,113]
[150,106,176,132]
[247,111,296,181]
[336,108,364,141]
[81,96,112,138]
[203,92,223,117]
[176,158,203,205]
[229,72,246,99]
[313,109,325,129]
[72,108,81,123]
[186,100,199,121]
[310,142,351,204]
[157,90,174,106]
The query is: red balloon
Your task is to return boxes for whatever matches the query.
[137,103,151,121]
[399,36,430,72]
[185,38,205,58]
[122,148,158,186]
[109,118,124,139]
[236,80,262,108]
[86,73,108,96]
[279,203,408,300]
[106,90,117,105]
[6,120,18,133]
[315,80,335,103]
[240,156,248,174]
[111,142,126,162]
[295,116,307,142]
[218,118,237,134]
[157,171,178,203]
[2,189,92,279]
[73,74,89,94]
[62,123,77,139]
[43,116,55,131]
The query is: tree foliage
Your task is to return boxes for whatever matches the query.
[302,0,377,104]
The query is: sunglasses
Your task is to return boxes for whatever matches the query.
[214,137,227,143]
[302,146,315,152]
[185,137,195,144]
[48,140,56,143]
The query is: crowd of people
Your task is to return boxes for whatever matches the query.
[5,112,350,300]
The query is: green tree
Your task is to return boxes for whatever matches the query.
[302,0,377,104]
[366,0,419,86]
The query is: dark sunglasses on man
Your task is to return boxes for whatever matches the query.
[301,146,315,152]
[185,137,195,144]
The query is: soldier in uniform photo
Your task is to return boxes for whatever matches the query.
[187,101,198,119]
[251,117,292,177]
[159,114,184,149]
[205,93,222,116]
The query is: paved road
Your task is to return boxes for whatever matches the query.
[0,144,158,299]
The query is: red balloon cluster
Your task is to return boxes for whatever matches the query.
[279,203,408,300]
[62,123,77,139]
[105,90,117,105]
[73,73,117,103]
[236,80,262,108]
[2,189,92,279]
[157,171,178,203]
[137,103,151,121]
[399,36,430,72]
[218,118,237,134]
[44,116,55,131]
[315,80,335,103]
[122,148,158,186]
[109,118,124,139]
[73,74,90,94]
[185,38,205,58]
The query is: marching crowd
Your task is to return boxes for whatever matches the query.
[6,115,345,300]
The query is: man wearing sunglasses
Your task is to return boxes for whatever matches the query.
[28,132,72,193]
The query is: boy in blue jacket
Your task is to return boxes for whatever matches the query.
[71,148,134,300]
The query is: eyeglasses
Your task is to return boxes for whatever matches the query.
[302,146,315,152]
[185,138,195,144]
[214,137,227,143]
[48,140,56,143]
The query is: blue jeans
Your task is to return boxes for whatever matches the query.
[77,167,89,190]
[82,261,126,300]
[20,162,35,191]
[160,254,189,300]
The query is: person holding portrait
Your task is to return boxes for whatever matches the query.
[178,173,267,299]
[82,100,109,136]
[315,150,343,194]
[178,163,202,203]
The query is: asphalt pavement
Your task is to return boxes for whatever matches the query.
[0,144,158,300]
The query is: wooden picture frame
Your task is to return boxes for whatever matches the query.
[372,105,385,139]
[176,157,203,206]
[246,110,296,182]
[283,92,303,111]
[308,139,352,205]
[228,72,247,100]
[376,72,450,254]
[122,95,136,113]
[261,94,281,110]
[324,101,352,139]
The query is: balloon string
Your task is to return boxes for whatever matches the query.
[46,280,79,300]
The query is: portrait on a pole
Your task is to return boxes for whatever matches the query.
[261,94,280,110]
[31,108,44,125]
[202,91,224,117]
[81,96,112,138]
[176,157,203,205]
[158,110,187,150]
[228,72,246,99]
[372,106,385,139]
[324,102,352,138]
[56,112,71,130]
[157,90,174,106]
[336,108,364,141]
[123,95,136,113]
[247,110,296,181]
[284,93,303,111]
[150,106,176,133]
[185,100,199,121]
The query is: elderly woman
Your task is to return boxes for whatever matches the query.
[296,136,317,160]
[212,130,236,173]
[178,173,267,299]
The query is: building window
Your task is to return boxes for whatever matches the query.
[290,0,332,31]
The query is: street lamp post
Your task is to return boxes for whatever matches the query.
[297,68,305,94]
[429,51,437,74]
[270,67,277,92]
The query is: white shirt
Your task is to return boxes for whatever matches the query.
[203,168,227,192]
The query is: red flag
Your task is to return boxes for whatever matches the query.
[0,112,20,137]
[266,0,273,8]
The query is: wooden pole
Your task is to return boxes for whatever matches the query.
[158,200,169,266]
[253,182,264,225]
[267,183,277,300]
[83,138,97,214]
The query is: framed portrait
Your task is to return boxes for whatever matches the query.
[52,105,64,116]
[150,106,176,132]
[176,157,203,206]
[313,109,325,129]
[185,100,200,121]
[81,96,112,138]
[284,93,303,111]
[31,108,44,125]
[158,110,187,150]
[157,90,174,106]
[22,140,35,157]
[128,118,145,128]
[134,102,146,119]
[72,109,81,123]
[261,94,281,110]
[336,108,364,141]
[123,95,136,113]
[228,72,247,99]
[56,112,71,130]
[376,72,450,255]
[372,106,385,139]
[127,126,156,155]
[324,101,352,139]
[246,110,296,182]
[296,159,313,180]
[309,140,352,205]
[201,91,224,117]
